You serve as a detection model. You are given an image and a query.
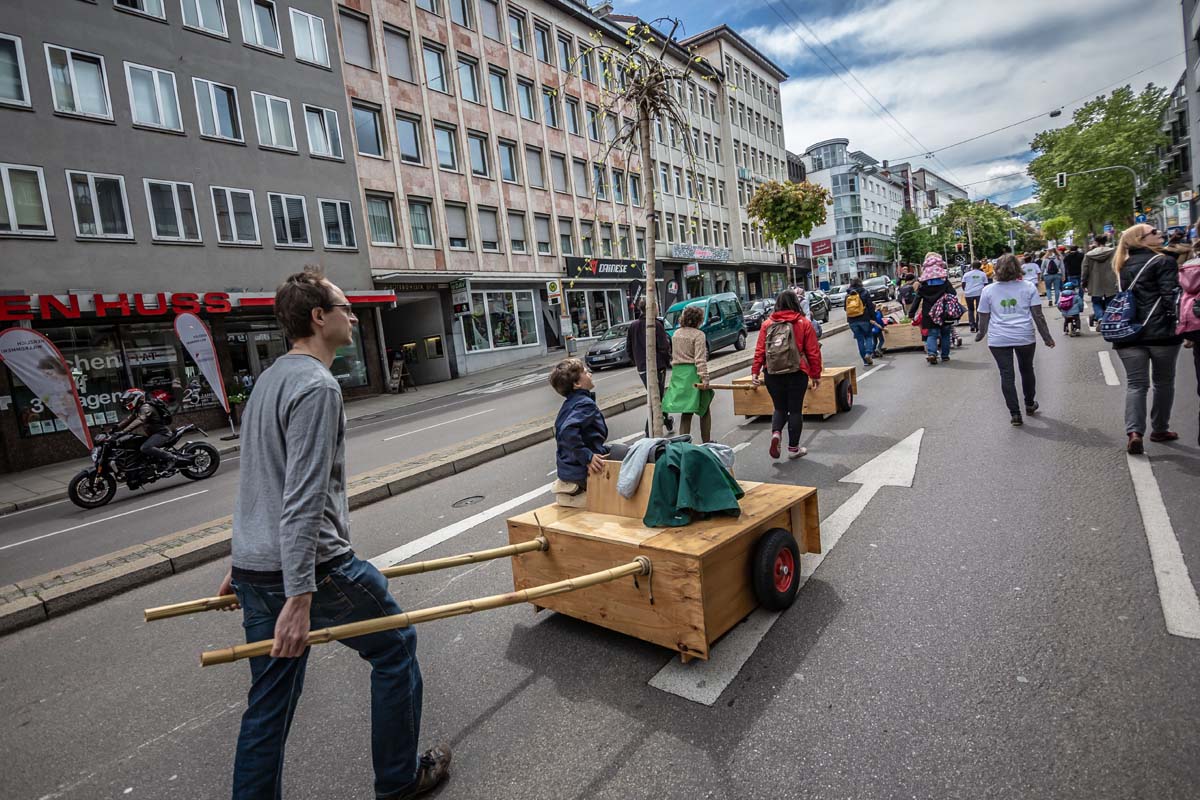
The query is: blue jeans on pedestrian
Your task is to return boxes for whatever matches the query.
[1044,275,1062,305]
[925,324,954,359]
[232,554,422,800]
[849,320,875,363]
[1092,295,1111,323]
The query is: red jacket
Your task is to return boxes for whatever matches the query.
[752,310,823,379]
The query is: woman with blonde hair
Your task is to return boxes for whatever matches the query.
[662,304,715,442]
[1108,223,1181,454]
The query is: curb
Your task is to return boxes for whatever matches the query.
[0,348,765,635]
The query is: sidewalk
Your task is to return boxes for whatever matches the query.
[0,349,573,514]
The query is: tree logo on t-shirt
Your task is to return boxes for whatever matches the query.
[998,297,1019,314]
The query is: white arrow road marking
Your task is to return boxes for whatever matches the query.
[1098,351,1120,386]
[650,428,925,705]
[1126,454,1200,638]
[382,409,494,441]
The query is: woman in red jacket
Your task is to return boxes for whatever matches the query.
[751,289,824,459]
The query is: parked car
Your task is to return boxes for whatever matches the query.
[826,284,849,307]
[807,290,831,323]
[665,293,747,355]
[862,276,894,303]
[743,299,775,330]
[584,321,634,370]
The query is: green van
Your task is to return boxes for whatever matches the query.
[664,293,747,355]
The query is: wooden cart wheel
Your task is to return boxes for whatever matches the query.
[752,528,801,611]
[835,379,853,412]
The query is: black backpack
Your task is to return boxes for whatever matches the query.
[146,396,173,425]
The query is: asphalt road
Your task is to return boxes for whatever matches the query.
[2,311,1197,799]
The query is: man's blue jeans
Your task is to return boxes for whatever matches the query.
[926,323,954,359]
[848,320,875,363]
[1044,275,1062,305]
[232,555,422,800]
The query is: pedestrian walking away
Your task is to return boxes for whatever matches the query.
[626,297,673,434]
[1021,253,1042,291]
[1081,234,1118,328]
[962,260,988,332]
[844,277,878,366]
[1059,281,1084,336]
[751,290,823,460]
[662,304,715,442]
[976,254,1056,425]
[907,253,956,364]
[219,266,450,800]
[1177,246,1200,444]
[1063,244,1084,284]
[1108,224,1183,454]
[1042,251,1063,306]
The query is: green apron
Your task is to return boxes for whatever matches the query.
[662,363,714,415]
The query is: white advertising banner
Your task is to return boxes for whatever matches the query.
[0,328,93,449]
[173,312,229,413]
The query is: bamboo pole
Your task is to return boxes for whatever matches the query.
[699,383,757,391]
[144,537,549,622]
[201,557,651,667]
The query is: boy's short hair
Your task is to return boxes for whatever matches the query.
[549,357,586,397]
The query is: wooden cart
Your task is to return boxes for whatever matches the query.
[720,366,857,419]
[507,461,821,662]
[882,323,925,351]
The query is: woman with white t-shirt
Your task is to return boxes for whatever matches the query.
[976,254,1057,426]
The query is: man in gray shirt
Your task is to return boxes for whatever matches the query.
[218,266,450,800]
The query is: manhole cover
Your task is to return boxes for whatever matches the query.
[452,495,485,508]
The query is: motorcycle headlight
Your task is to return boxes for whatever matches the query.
[91,447,100,462]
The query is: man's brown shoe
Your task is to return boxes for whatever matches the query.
[1149,431,1179,443]
[382,744,451,800]
[1127,433,1144,455]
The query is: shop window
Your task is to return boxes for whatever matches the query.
[319,198,356,249]
[238,0,281,52]
[465,290,537,351]
[268,192,310,247]
[0,163,53,236]
[290,8,329,67]
[145,179,201,242]
[67,170,133,239]
[8,325,126,437]
[182,0,228,36]
[124,321,222,412]
[226,318,287,390]
[566,288,625,339]
[330,326,368,388]
[124,62,181,131]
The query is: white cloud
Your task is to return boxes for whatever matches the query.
[751,0,1184,200]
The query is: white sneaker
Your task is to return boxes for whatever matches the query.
[787,447,807,460]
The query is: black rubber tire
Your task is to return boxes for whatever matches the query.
[68,469,117,509]
[181,443,221,480]
[734,331,747,351]
[820,311,829,323]
[836,378,853,412]
[752,528,801,611]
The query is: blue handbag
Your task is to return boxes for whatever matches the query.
[1100,257,1163,343]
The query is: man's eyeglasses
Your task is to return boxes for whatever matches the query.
[327,303,354,313]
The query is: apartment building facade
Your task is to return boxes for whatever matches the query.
[797,139,906,288]
[1183,0,1200,223]
[1156,72,1191,234]
[0,0,392,472]
[332,4,790,382]
[888,162,967,223]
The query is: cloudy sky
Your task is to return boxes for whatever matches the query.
[635,0,1185,205]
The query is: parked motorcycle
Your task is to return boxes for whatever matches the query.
[67,424,221,509]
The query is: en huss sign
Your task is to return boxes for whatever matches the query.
[0,292,234,321]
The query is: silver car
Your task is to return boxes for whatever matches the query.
[826,284,849,307]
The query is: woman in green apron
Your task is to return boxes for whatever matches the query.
[662,304,714,442]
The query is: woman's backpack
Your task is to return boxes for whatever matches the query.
[764,319,802,375]
[1100,256,1164,343]
[844,291,865,317]
[928,291,965,326]
[1177,258,1200,336]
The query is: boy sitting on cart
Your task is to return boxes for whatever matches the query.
[549,358,628,507]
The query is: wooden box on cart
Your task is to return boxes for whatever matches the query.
[728,367,857,418]
[882,323,925,350]
[507,461,821,662]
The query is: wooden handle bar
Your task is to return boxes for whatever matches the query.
[144,537,549,622]
[699,383,758,390]
[201,556,651,667]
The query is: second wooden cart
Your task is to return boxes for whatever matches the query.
[710,366,857,419]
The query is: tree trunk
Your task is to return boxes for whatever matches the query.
[638,102,663,438]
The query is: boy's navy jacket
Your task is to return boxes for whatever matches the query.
[555,388,609,482]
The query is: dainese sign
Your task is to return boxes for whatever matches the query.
[564,257,647,280]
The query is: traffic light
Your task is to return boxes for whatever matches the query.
[955,243,965,253]
[1056,172,1067,188]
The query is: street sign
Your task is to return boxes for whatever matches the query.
[1135,214,1147,223]
[1182,190,1194,202]
[545,279,562,305]
[451,278,470,314]
[1165,196,1178,206]
[1103,223,1114,233]
[684,262,699,278]
[954,229,963,237]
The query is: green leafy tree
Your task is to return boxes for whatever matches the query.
[1028,85,1169,232]
[894,209,931,266]
[929,199,1029,259]
[747,180,831,248]
[1041,215,1073,243]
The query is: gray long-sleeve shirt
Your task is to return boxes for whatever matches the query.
[232,354,350,596]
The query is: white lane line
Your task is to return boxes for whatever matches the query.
[350,396,480,432]
[382,409,495,442]
[370,483,551,569]
[0,499,69,519]
[1098,351,1120,386]
[1126,454,1200,638]
[857,363,886,381]
[0,490,210,552]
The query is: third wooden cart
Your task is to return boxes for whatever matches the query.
[507,461,821,662]
[709,367,857,419]
[882,323,925,351]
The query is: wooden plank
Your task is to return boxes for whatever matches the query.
[586,459,653,520]
[507,520,710,658]
[883,324,925,351]
[796,493,822,554]
[730,375,774,417]
[699,508,790,644]
[641,482,816,558]
[729,370,855,417]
